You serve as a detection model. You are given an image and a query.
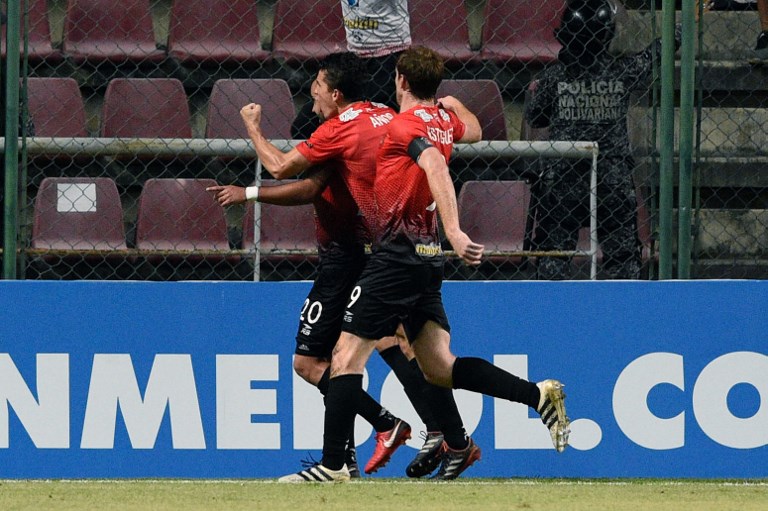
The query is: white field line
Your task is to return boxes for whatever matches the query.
[1,479,766,487]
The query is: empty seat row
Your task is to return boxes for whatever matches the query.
[24,76,507,141]
[31,177,316,261]
[32,177,652,274]
[3,0,566,66]
[25,76,295,140]
[458,180,654,269]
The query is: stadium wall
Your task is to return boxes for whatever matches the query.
[0,281,766,479]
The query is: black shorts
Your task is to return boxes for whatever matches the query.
[341,254,450,342]
[294,245,366,357]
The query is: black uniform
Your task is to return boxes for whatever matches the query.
[526,0,680,279]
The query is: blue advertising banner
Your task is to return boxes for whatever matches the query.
[0,280,766,479]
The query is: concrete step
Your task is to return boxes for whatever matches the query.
[615,10,764,61]
[615,11,768,93]
[695,208,768,257]
[629,106,768,156]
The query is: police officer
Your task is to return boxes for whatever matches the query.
[526,0,681,279]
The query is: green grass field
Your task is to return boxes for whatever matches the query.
[1,479,766,511]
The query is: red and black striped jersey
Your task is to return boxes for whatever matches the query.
[296,101,395,248]
[373,104,466,263]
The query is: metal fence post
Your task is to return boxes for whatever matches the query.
[678,0,696,279]
[658,0,677,279]
[3,0,21,279]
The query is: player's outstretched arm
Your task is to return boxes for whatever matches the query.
[258,167,330,206]
[206,184,248,206]
[207,167,330,207]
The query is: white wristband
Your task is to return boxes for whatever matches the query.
[245,186,260,201]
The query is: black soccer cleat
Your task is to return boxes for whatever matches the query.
[406,431,445,478]
[430,437,481,481]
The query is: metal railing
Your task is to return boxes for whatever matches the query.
[2,137,600,279]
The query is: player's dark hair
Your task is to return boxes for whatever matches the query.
[396,46,444,101]
[318,52,370,103]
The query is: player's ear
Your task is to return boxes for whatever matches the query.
[396,72,409,92]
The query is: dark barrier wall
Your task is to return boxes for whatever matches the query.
[1,281,766,478]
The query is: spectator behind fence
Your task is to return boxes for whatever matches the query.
[525,0,682,280]
[291,0,411,138]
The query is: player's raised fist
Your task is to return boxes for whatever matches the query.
[240,103,262,127]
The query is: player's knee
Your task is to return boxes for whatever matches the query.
[293,356,323,386]
[374,335,399,352]
[420,365,452,388]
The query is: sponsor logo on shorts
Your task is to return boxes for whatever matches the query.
[415,243,443,257]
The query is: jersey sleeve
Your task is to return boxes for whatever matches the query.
[295,121,345,164]
[386,115,417,152]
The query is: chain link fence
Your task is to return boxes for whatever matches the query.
[3,0,768,280]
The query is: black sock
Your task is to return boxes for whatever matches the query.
[424,384,468,450]
[322,374,362,471]
[358,393,397,432]
[379,346,438,430]
[410,360,442,432]
[452,357,540,409]
[347,421,355,454]
[317,366,395,432]
[317,366,331,395]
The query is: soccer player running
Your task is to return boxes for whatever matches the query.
[209,52,462,479]
[279,46,571,483]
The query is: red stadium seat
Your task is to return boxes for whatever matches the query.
[409,0,476,63]
[458,180,533,265]
[25,77,89,178]
[135,178,231,257]
[62,0,165,63]
[206,79,295,140]
[243,181,317,263]
[436,79,507,141]
[101,78,191,138]
[167,0,270,65]
[26,77,88,137]
[1,0,60,62]
[271,0,346,63]
[32,177,127,252]
[479,0,566,65]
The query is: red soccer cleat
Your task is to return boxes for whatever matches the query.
[364,419,412,474]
